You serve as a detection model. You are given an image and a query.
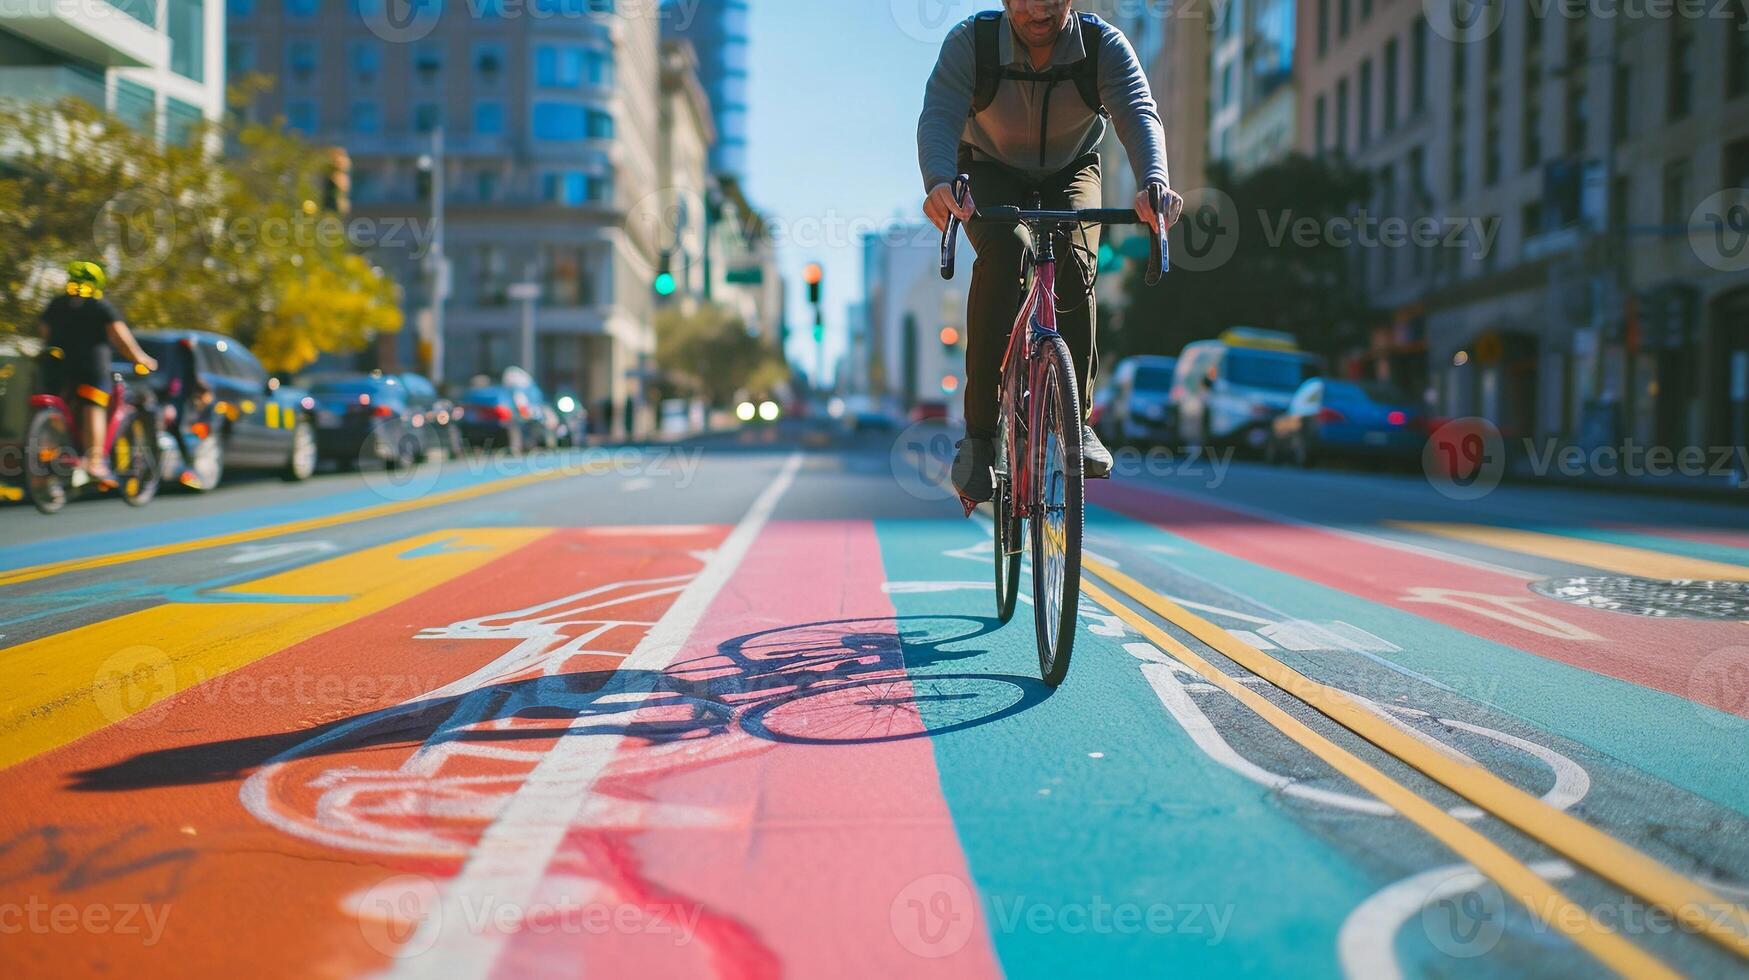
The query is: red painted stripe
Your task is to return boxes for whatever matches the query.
[493,520,1003,980]
[1091,482,1749,719]
[0,528,722,980]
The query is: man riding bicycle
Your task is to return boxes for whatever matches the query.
[35,261,157,487]
[918,0,1183,504]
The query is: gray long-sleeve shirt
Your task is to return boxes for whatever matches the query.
[917,12,1169,193]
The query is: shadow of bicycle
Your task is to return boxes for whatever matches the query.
[70,614,1048,792]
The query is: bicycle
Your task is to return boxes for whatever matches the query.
[24,361,163,514]
[940,175,1168,685]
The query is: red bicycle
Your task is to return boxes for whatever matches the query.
[940,176,1167,685]
[25,362,162,514]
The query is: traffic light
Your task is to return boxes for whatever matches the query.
[812,322,824,343]
[654,250,676,297]
[939,326,960,348]
[803,262,823,305]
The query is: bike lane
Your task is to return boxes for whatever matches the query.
[488,518,1003,980]
[871,517,1388,979]
[1086,481,1749,818]
[0,526,722,979]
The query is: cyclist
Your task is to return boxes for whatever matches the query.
[35,261,157,486]
[919,0,1183,503]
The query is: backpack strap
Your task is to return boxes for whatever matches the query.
[1073,13,1108,119]
[968,11,1108,119]
[969,11,1003,116]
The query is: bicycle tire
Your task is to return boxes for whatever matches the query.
[1028,335,1084,687]
[114,411,161,507]
[24,410,74,515]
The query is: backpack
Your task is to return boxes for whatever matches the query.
[969,11,1108,119]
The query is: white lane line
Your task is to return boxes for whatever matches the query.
[1337,860,1574,980]
[385,451,804,979]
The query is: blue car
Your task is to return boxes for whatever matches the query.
[1266,378,1427,468]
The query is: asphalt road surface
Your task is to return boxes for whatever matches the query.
[2,424,1748,979]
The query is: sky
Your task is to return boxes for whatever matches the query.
[741,1,988,386]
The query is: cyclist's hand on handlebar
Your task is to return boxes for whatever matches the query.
[137,354,158,373]
[1135,182,1185,232]
[925,181,975,233]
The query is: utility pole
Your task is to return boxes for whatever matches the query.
[509,274,541,378]
[421,126,448,386]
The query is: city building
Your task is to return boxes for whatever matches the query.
[858,223,970,417]
[652,37,715,304]
[1299,1,1749,449]
[660,0,747,181]
[1,0,226,135]
[1211,0,1296,175]
[229,2,665,435]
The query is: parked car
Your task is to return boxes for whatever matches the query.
[1100,355,1179,446]
[306,373,435,470]
[134,331,317,487]
[455,386,550,453]
[1267,378,1428,468]
[1173,328,1320,452]
[397,372,462,458]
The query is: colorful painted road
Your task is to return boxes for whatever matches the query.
[2,428,1747,979]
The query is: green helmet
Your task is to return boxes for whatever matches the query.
[65,260,107,297]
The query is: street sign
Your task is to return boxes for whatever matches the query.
[725,267,764,285]
[507,282,541,302]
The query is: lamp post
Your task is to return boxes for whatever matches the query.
[508,277,541,378]
[417,127,448,385]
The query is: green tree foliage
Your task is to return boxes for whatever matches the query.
[0,92,401,373]
[1109,154,1376,364]
[654,303,789,406]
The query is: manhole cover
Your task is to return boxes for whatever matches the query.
[1530,576,1749,620]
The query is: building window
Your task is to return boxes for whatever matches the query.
[536,46,613,89]
[1565,17,1588,153]
[285,0,317,17]
[1668,16,1695,120]
[351,42,380,84]
[169,0,204,82]
[1338,0,1350,39]
[351,101,379,134]
[228,0,252,15]
[414,102,441,134]
[533,103,613,141]
[166,98,201,145]
[1335,77,1348,156]
[1317,0,1329,56]
[1315,94,1327,154]
[1661,159,1691,228]
[1358,59,1373,148]
[1521,200,1543,247]
[414,42,443,82]
[541,171,612,207]
[1610,175,1629,230]
[475,170,499,203]
[1383,38,1399,134]
[1732,3,1749,98]
[543,245,600,306]
[1725,138,1749,189]
[475,245,509,305]
[226,40,254,76]
[286,100,316,134]
[474,42,505,84]
[1611,65,1630,146]
[285,40,317,87]
[474,101,503,135]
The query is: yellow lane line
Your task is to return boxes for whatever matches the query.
[1082,579,1678,979]
[0,527,549,771]
[1083,555,1749,962]
[1388,522,1749,582]
[0,460,608,589]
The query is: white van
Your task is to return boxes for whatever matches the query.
[1172,329,1320,451]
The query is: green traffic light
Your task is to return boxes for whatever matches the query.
[654,272,676,297]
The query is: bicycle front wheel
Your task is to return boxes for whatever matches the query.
[992,370,1022,623]
[1028,335,1083,687]
[113,411,161,507]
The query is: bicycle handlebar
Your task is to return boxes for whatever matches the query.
[940,174,1169,286]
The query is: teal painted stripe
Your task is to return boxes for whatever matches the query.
[1085,505,1749,818]
[874,518,1381,978]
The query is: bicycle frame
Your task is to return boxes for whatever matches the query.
[996,234,1063,523]
[28,377,131,458]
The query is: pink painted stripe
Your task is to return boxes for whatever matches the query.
[492,520,1002,980]
[1091,482,1749,719]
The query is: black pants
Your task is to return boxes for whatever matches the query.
[961,152,1101,440]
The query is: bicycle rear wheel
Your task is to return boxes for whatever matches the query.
[1028,335,1084,687]
[113,411,161,507]
[24,410,75,514]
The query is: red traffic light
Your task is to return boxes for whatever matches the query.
[802,263,824,286]
[939,326,960,346]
